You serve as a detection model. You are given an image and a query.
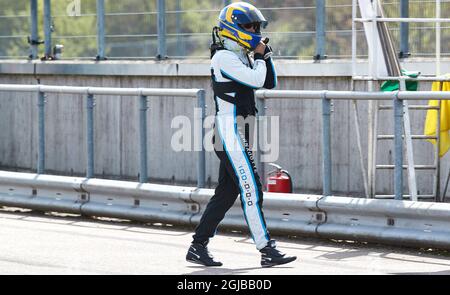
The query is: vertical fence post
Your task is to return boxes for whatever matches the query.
[436,0,441,76]
[86,94,95,178]
[351,0,357,77]
[399,0,410,58]
[175,0,182,57]
[394,92,404,200]
[44,0,52,58]
[96,0,106,60]
[30,0,39,59]
[256,97,266,181]
[175,0,186,57]
[157,0,167,59]
[322,92,332,196]
[37,91,46,174]
[315,0,327,60]
[139,95,149,183]
[197,90,206,188]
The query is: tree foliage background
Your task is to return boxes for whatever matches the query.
[0,0,448,59]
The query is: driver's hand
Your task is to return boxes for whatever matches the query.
[254,41,266,55]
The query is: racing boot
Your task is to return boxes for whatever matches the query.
[260,239,297,268]
[186,241,223,267]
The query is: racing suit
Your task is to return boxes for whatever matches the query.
[192,38,277,250]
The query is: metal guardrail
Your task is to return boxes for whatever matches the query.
[0,84,206,188]
[1,170,450,250]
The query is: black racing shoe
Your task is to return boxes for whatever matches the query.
[260,240,297,268]
[186,242,223,267]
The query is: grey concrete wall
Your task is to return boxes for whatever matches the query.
[0,60,449,198]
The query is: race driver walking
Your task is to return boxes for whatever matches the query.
[186,2,297,268]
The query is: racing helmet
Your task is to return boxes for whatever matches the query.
[218,2,268,51]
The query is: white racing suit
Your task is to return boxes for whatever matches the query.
[193,39,277,250]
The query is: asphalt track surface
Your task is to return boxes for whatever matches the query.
[0,208,449,275]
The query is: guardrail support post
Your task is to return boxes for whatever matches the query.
[256,97,266,180]
[394,92,404,200]
[157,0,167,59]
[139,95,148,183]
[86,94,95,178]
[96,0,106,60]
[44,0,52,59]
[37,91,46,174]
[315,0,327,60]
[30,0,39,59]
[322,92,332,196]
[197,90,206,188]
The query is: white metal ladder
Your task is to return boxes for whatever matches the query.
[373,83,442,201]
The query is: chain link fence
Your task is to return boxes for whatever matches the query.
[0,0,448,60]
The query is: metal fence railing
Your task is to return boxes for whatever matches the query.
[0,0,448,60]
[257,86,450,202]
[2,83,450,201]
[0,84,206,187]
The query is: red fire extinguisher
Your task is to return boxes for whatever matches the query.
[266,163,293,193]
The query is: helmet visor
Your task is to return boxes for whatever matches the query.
[236,8,268,29]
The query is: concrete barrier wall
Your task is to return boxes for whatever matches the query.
[0,59,449,197]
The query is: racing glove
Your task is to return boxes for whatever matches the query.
[263,44,273,60]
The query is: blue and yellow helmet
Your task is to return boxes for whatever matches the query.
[218,2,268,51]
